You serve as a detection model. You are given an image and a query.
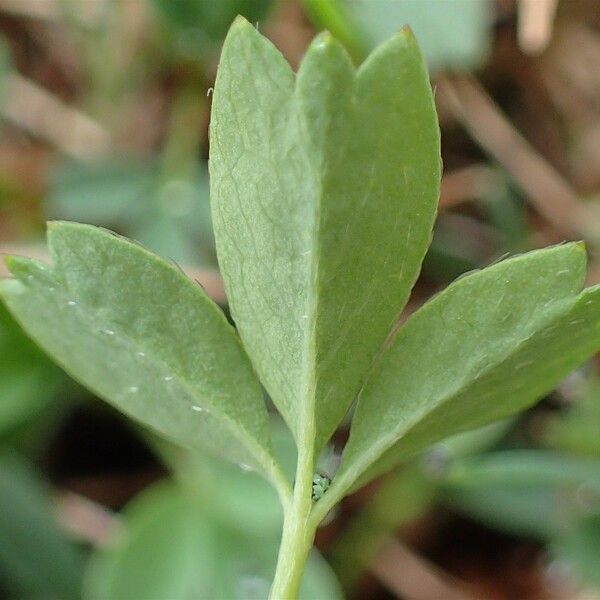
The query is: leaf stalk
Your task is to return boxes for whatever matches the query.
[269,443,316,599]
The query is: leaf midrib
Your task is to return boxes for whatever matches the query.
[295,89,323,459]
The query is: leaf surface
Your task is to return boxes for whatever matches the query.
[333,244,600,494]
[209,18,440,451]
[0,222,278,482]
[0,303,62,434]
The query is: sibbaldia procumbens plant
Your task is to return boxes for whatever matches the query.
[3,17,600,599]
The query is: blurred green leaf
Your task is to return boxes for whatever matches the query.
[449,484,562,540]
[305,0,493,69]
[47,159,155,225]
[443,451,600,490]
[335,244,600,494]
[443,451,600,539]
[46,160,214,265]
[329,419,510,591]
[204,421,298,539]
[554,513,600,590]
[436,418,513,460]
[481,173,530,252]
[0,35,12,105]
[0,223,283,486]
[85,480,342,600]
[131,173,214,266]
[544,380,600,458]
[0,303,62,435]
[85,482,218,600]
[423,213,500,283]
[210,19,440,452]
[0,453,85,599]
[152,0,273,57]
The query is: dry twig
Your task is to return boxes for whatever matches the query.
[372,538,479,600]
[55,490,120,546]
[440,164,499,210]
[438,74,585,238]
[0,0,106,23]
[518,0,559,55]
[2,73,111,159]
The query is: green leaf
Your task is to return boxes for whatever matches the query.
[47,160,215,265]
[129,169,215,266]
[152,0,273,46]
[203,421,297,539]
[0,453,85,599]
[436,418,513,460]
[332,244,600,495]
[544,379,600,458]
[85,482,218,600]
[554,514,600,591]
[47,159,155,225]
[0,222,281,485]
[86,482,222,600]
[441,450,600,540]
[0,35,12,106]
[442,450,600,491]
[0,303,62,435]
[85,480,342,600]
[209,18,440,452]
[447,484,562,540]
[148,420,298,540]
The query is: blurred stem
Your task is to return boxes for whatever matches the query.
[302,0,368,63]
[60,0,127,125]
[160,76,207,182]
[329,465,436,592]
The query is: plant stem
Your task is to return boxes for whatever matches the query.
[269,443,316,599]
[269,504,314,599]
